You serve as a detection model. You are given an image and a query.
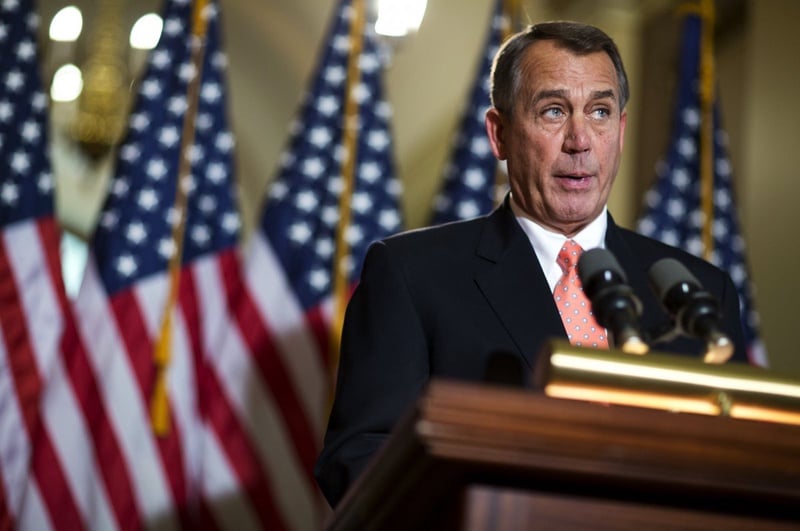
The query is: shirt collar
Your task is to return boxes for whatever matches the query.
[510,193,608,290]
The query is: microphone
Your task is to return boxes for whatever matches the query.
[647,258,733,364]
[577,248,649,354]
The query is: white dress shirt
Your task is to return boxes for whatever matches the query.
[509,194,608,292]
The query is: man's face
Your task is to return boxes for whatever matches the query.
[486,40,627,237]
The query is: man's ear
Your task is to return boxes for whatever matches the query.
[485,107,508,160]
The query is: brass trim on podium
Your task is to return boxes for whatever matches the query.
[535,339,800,426]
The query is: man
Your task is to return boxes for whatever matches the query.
[314,21,746,508]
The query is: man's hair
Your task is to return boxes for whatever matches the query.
[490,21,630,114]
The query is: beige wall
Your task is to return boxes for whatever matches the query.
[738,0,800,373]
[45,0,800,374]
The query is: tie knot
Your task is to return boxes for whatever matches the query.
[557,239,583,273]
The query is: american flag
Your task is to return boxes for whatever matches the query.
[637,12,767,366]
[241,0,402,521]
[0,1,78,528]
[256,0,402,361]
[430,0,508,225]
[18,0,304,528]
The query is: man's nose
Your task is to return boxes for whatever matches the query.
[563,116,590,153]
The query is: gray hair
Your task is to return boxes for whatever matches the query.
[490,21,630,114]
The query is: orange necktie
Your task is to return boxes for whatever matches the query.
[553,240,609,349]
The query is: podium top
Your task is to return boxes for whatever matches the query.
[325,378,800,530]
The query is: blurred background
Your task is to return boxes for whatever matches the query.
[36,0,800,373]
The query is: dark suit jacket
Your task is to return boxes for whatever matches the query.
[315,200,746,507]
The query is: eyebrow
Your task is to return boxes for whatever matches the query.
[531,88,617,106]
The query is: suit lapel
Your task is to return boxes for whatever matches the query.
[605,216,672,339]
[474,201,566,369]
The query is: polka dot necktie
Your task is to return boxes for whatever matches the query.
[553,240,609,349]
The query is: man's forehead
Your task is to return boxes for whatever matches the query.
[520,42,620,96]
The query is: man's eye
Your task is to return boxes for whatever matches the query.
[543,107,565,118]
[591,108,611,119]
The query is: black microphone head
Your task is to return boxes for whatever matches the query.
[648,258,701,301]
[577,247,628,291]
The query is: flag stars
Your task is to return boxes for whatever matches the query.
[38,172,53,193]
[196,112,213,131]
[199,195,216,213]
[317,95,339,116]
[269,180,288,200]
[379,209,401,231]
[159,125,180,147]
[316,237,334,257]
[221,212,240,234]
[682,107,700,129]
[187,144,204,164]
[207,162,226,183]
[667,198,685,218]
[677,137,696,159]
[0,100,12,121]
[351,82,371,104]
[470,136,491,156]
[324,64,346,85]
[289,222,312,244]
[191,225,210,246]
[147,159,168,180]
[111,178,130,198]
[168,95,188,115]
[130,112,150,132]
[321,206,339,227]
[359,52,379,73]
[138,189,159,211]
[457,200,480,219]
[126,222,148,245]
[351,192,372,214]
[5,69,24,91]
[332,35,351,54]
[687,236,704,256]
[201,81,222,103]
[116,255,138,277]
[163,16,183,37]
[295,190,319,212]
[99,211,118,230]
[1,181,19,205]
[11,150,29,174]
[345,224,363,245]
[302,157,325,179]
[359,161,381,183]
[120,144,140,162]
[151,50,170,69]
[367,130,390,150]
[16,39,34,61]
[310,126,332,148]
[672,167,690,190]
[308,269,330,291]
[141,79,161,98]
[31,91,46,111]
[215,131,234,152]
[158,238,176,259]
[464,167,486,189]
[712,219,729,239]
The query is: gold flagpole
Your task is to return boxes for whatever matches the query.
[698,0,716,261]
[151,0,211,435]
[329,0,366,384]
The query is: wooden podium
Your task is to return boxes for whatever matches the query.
[323,379,800,530]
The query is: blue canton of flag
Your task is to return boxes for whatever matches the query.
[430,0,508,225]
[0,1,53,226]
[260,0,403,312]
[94,0,240,295]
[637,13,767,366]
